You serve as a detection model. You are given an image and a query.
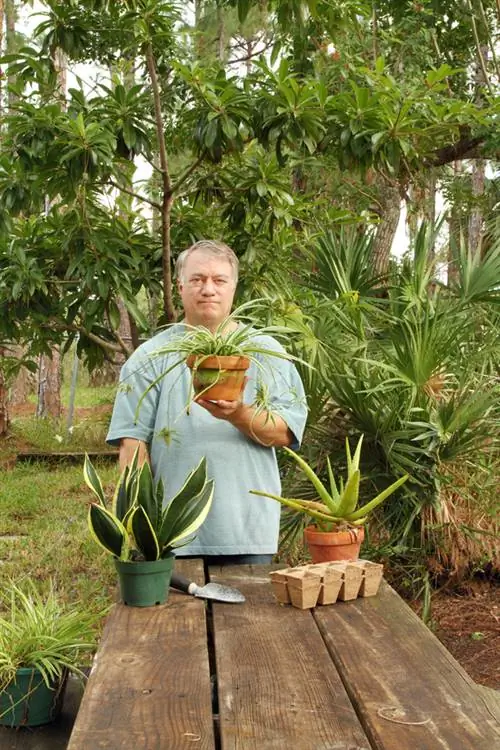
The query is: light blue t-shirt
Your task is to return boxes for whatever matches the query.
[106,324,308,555]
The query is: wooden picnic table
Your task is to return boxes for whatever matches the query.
[67,560,500,750]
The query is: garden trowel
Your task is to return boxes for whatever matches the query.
[170,570,245,604]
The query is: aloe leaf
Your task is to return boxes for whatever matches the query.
[283,447,338,513]
[88,504,128,559]
[345,437,353,476]
[326,456,340,504]
[129,506,160,561]
[351,435,364,474]
[336,469,360,517]
[249,490,342,524]
[347,474,410,522]
[83,455,106,506]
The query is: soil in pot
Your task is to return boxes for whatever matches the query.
[114,556,174,607]
[186,355,250,401]
[304,526,365,563]
[0,668,68,727]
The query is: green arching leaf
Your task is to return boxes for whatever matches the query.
[88,503,127,559]
[83,454,106,506]
[336,469,360,517]
[283,447,337,513]
[326,456,340,504]
[345,437,353,476]
[351,435,364,475]
[129,506,160,561]
[249,490,342,525]
[347,474,410,522]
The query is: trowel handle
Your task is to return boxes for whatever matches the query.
[170,570,198,595]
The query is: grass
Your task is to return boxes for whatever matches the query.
[0,462,119,658]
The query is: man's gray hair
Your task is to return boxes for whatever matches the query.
[176,240,239,283]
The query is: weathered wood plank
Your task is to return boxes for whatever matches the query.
[68,559,215,750]
[314,581,500,750]
[209,564,372,750]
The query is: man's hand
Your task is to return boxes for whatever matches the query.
[196,398,293,447]
[196,399,243,420]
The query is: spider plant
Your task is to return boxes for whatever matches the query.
[0,580,102,692]
[132,298,310,417]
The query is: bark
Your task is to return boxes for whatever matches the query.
[0,0,4,113]
[216,3,225,62]
[468,159,485,258]
[447,161,462,285]
[0,348,9,436]
[467,46,488,258]
[5,0,17,111]
[371,180,401,275]
[145,42,175,322]
[9,345,36,406]
[37,349,62,419]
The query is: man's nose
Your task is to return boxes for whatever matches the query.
[201,278,216,294]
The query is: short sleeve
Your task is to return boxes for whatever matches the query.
[106,347,162,447]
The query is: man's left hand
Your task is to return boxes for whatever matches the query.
[196,399,243,420]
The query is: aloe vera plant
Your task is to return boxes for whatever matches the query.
[84,452,214,561]
[250,435,409,531]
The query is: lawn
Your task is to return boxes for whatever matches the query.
[0,460,118,654]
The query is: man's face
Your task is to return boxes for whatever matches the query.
[178,251,237,330]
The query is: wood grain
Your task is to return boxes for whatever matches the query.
[67,559,215,750]
[314,581,500,750]
[209,564,371,750]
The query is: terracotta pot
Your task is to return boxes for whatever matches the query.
[304,525,365,563]
[186,355,250,401]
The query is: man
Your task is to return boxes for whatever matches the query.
[106,239,308,564]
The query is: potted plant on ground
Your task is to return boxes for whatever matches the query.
[0,581,102,728]
[133,300,309,414]
[250,435,409,562]
[84,452,214,606]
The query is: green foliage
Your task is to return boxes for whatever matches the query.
[84,453,214,560]
[252,435,409,531]
[0,580,105,691]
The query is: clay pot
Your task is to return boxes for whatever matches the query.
[304,525,365,563]
[186,355,250,401]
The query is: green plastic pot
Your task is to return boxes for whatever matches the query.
[114,556,174,607]
[0,668,68,727]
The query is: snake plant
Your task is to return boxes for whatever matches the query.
[84,452,214,561]
[251,435,409,531]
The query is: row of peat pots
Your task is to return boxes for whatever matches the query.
[270,560,384,610]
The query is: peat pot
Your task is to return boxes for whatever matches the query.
[304,526,365,563]
[114,556,174,607]
[186,355,250,401]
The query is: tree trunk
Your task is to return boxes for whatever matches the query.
[447,162,462,285]
[0,349,9,436]
[5,0,17,111]
[9,345,36,405]
[468,159,485,258]
[371,180,401,274]
[37,349,62,419]
[0,0,5,113]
